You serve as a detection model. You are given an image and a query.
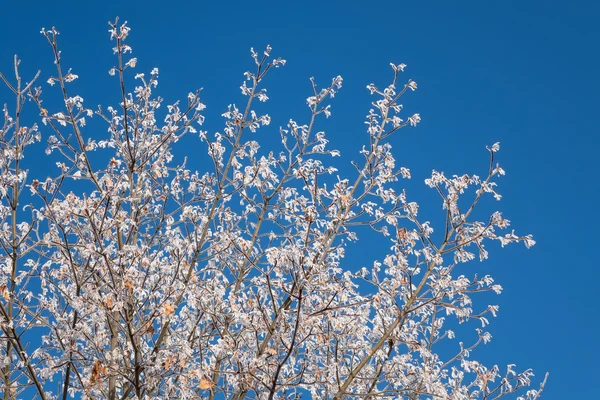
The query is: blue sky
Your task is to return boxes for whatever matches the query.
[1,0,598,398]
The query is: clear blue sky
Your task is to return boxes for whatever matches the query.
[1,0,598,398]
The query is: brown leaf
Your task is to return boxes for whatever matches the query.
[397,227,407,240]
[90,360,106,386]
[266,348,277,356]
[145,322,155,335]
[163,302,175,316]
[199,378,214,390]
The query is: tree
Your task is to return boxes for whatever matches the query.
[0,19,546,400]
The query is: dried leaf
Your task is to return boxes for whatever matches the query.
[145,322,155,335]
[90,360,106,386]
[266,348,277,356]
[163,302,175,316]
[199,378,214,390]
[397,227,407,240]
